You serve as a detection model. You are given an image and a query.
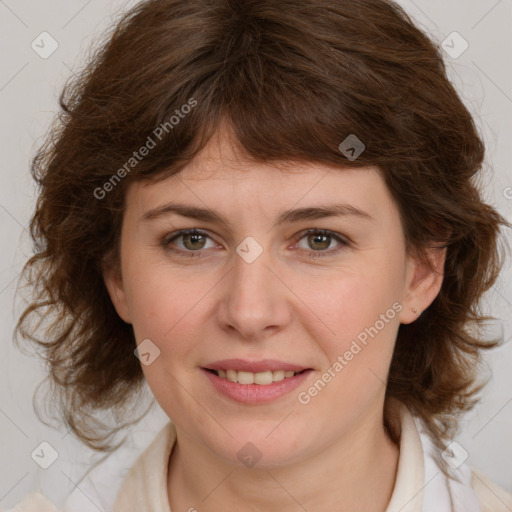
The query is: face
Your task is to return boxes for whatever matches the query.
[103,128,444,467]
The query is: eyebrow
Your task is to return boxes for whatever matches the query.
[139,201,375,228]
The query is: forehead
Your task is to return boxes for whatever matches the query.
[124,127,394,223]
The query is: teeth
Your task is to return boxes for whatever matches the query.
[226,369,237,383]
[215,369,301,385]
[238,371,255,384]
[273,370,285,381]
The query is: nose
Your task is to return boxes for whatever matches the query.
[216,240,291,341]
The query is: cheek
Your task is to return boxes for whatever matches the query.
[297,275,401,412]
[123,256,184,343]
[124,257,215,377]
[300,264,402,337]
[293,257,403,391]
[124,261,204,416]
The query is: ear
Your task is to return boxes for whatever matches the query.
[101,253,132,324]
[399,245,447,324]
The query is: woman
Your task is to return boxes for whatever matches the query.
[11,0,512,510]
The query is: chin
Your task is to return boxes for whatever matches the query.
[206,429,306,469]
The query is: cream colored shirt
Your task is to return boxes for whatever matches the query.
[9,402,512,512]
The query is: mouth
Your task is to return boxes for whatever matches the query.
[203,368,310,385]
[201,358,314,403]
[200,358,314,403]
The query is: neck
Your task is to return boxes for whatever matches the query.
[168,400,400,512]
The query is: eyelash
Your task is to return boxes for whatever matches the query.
[162,228,350,260]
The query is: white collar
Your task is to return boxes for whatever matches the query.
[16,401,483,511]
[384,400,482,512]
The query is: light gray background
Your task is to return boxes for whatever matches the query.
[1,0,511,510]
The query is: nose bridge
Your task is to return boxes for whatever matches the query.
[218,234,288,339]
[233,236,271,298]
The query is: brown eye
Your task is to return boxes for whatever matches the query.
[163,229,216,258]
[306,232,332,251]
[181,232,207,250]
[295,229,349,259]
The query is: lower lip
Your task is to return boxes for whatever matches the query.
[201,368,313,404]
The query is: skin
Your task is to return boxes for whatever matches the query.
[103,126,446,512]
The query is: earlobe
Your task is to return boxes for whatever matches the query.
[101,259,132,324]
[399,246,447,325]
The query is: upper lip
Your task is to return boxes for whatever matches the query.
[203,359,311,373]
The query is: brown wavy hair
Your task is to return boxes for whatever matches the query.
[15,0,510,474]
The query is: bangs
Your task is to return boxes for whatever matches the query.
[76,0,446,188]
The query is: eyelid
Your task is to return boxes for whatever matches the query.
[293,228,352,246]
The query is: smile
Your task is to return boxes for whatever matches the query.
[201,367,313,404]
